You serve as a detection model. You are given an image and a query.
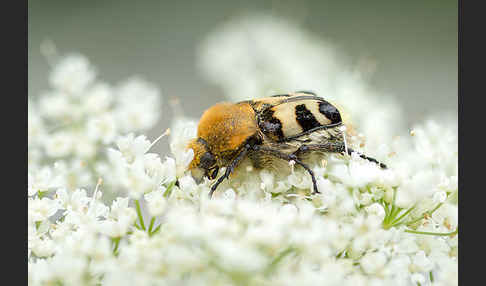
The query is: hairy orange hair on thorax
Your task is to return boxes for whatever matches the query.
[197,102,257,154]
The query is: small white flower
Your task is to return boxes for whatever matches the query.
[99,197,137,237]
[31,237,56,257]
[44,132,74,158]
[259,169,274,191]
[360,251,387,274]
[395,237,420,254]
[365,203,386,220]
[116,133,151,163]
[358,191,374,206]
[439,175,458,192]
[181,148,195,167]
[28,167,60,196]
[144,188,167,216]
[395,170,442,208]
[82,83,113,114]
[410,273,425,285]
[72,134,97,158]
[411,251,434,273]
[114,78,161,132]
[122,160,156,199]
[38,91,75,119]
[433,191,447,204]
[86,113,118,144]
[55,188,90,212]
[177,174,199,194]
[49,221,73,241]
[109,197,132,220]
[280,203,298,220]
[158,156,177,185]
[49,53,96,95]
[169,118,198,176]
[222,188,236,200]
[28,197,59,222]
[432,203,458,230]
[208,239,268,273]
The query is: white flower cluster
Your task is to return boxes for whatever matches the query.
[28,53,161,195]
[29,15,457,286]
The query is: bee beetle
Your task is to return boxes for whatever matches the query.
[187,91,387,198]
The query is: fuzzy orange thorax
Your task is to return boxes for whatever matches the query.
[186,102,257,170]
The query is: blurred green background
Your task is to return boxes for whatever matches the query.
[29,0,457,152]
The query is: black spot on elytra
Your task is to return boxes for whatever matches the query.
[318,101,342,124]
[258,109,284,140]
[295,104,321,131]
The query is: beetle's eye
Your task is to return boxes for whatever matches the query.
[199,152,216,169]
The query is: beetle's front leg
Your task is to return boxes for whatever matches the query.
[209,144,251,198]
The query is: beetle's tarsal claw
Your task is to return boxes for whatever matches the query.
[208,181,220,199]
[208,186,216,199]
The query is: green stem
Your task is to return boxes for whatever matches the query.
[405,227,458,236]
[151,224,162,236]
[148,217,156,234]
[382,199,390,218]
[406,202,443,227]
[407,216,425,226]
[163,181,177,198]
[429,202,443,215]
[135,200,146,230]
[112,237,121,255]
[264,247,297,276]
[389,188,397,218]
[391,206,415,225]
[37,190,48,199]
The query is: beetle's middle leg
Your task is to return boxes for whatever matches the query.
[253,145,320,194]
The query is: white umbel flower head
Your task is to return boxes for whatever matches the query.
[27,17,457,286]
[49,53,96,95]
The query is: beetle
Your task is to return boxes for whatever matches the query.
[186,91,387,198]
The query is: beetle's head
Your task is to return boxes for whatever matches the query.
[187,138,219,183]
